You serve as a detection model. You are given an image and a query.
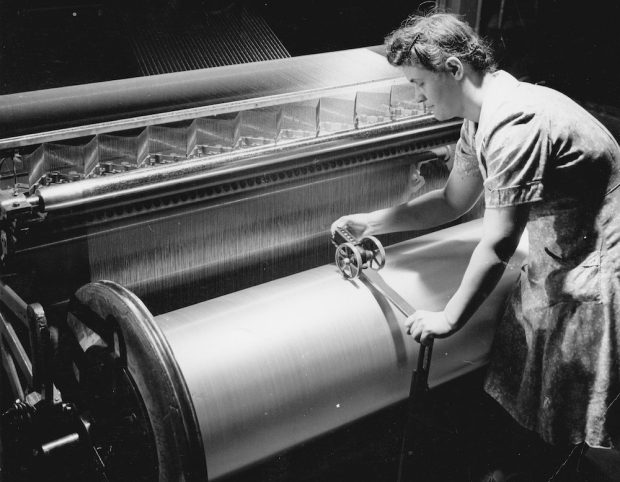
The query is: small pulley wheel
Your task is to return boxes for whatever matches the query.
[335,242,363,280]
[360,236,386,271]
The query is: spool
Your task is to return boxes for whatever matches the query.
[59,220,526,480]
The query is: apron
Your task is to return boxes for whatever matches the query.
[484,182,620,448]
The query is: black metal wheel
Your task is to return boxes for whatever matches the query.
[335,242,363,280]
[57,281,207,481]
[360,236,386,271]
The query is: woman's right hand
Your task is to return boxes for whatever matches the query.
[330,213,374,239]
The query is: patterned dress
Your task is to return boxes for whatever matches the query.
[454,71,620,448]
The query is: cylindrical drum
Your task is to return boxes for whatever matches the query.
[153,220,527,479]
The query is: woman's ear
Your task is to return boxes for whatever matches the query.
[445,56,464,80]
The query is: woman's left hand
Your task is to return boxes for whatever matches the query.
[404,310,455,345]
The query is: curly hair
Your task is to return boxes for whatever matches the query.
[385,12,496,73]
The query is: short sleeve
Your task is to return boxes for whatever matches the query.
[453,120,481,178]
[482,111,549,208]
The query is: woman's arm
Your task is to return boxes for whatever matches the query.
[331,161,484,237]
[407,204,530,344]
[444,204,529,328]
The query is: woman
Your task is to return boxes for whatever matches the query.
[332,11,620,481]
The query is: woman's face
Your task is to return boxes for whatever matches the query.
[401,64,463,121]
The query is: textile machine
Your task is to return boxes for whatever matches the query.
[0,46,526,481]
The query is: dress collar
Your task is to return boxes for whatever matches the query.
[477,70,520,130]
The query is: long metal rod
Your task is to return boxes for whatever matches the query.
[1,80,394,149]
[0,278,29,329]
[396,339,433,482]
[1,340,25,400]
[31,117,460,213]
[0,48,401,147]
[0,310,33,387]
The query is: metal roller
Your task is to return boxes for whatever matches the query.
[0,43,488,482]
[58,220,527,480]
[0,48,399,142]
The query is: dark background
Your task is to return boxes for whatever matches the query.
[0,0,619,109]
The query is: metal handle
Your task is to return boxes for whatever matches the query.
[396,338,434,482]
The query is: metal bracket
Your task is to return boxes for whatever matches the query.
[28,303,54,403]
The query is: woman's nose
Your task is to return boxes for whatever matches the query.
[415,91,426,103]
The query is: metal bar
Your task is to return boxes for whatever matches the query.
[1,340,25,400]
[0,79,405,149]
[41,433,81,455]
[33,117,460,213]
[0,48,401,145]
[0,278,29,329]
[498,0,507,30]
[360,270,415,317]
[396,340,434,482]
[28,303,53,401]
[475,0,484,32]
[0,310,33,387]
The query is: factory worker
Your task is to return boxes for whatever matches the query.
[332,11,620,481]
